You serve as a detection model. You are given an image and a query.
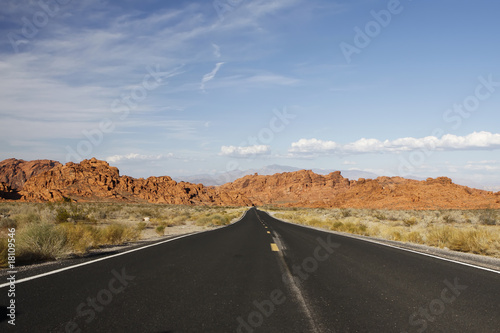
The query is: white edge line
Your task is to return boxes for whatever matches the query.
[262,211,500,275]
[0,208,251,289]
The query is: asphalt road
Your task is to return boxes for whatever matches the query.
[1,207,499,332]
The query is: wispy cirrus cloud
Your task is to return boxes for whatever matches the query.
[200,62,225,92]
[289,132,500,156]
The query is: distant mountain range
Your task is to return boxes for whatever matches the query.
[172,164,380,186]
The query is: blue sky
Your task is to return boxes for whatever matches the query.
[1,0,500,190]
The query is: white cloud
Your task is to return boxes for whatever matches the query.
[290,138,339,153]
[212,43,221,58]
[200,62,225,92]
[106,153,173,164]
[289,132,500,155]
[219,145,270,157]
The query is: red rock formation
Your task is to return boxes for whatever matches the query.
[325,176,500,210]
[0,158,60,191]
[220,170,351,206]
[221,170,500,210]
[11,158,500,209]
[20,158,252,206]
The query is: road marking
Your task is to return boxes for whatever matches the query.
[271,232,320,333]
[270,243,279,252]
[267,231,271,234]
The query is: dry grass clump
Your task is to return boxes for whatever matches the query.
[426,225,497,255]
[16,223,67,262]
[267,207,500,258]
[0,238,8,268]
[59,223,101,254]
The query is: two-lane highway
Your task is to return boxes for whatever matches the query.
[1,208,499,332]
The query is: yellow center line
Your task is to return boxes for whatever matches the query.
[270,243,279,252]
[267,231,271,234]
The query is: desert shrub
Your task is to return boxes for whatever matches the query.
[55,207,72,224]
[425,226,489,254]
[0,217,17,230]
[100,224,127,244]
[135,207,161,219]
[403,217,418,227]
[404,231,424,244]
[56,204,89,223]
[195,214,229,227]
[389,230,403,241]
[136,222,147,231]
[442,214,456,224]
[445,229,492,255]
[0,238,8,268]
[340,209,351,218]
[13,212,41,225]
[171,215,188,226]
[211,214,229,226]
[357,223,368,234]
[87,210,107,221]
[372,211,387,220]
[155,225,166,236]
[0,206,11,215]
[345,222,368,235]
[330,221,344,230]
[123,226,140,241]
[479,209,497,225]
[330,221,368,235]
[17,223,67,262]
[426,226,454,248]
[59,223,101,254]
[307,218,325,228]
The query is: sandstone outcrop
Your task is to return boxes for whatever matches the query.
[318,176,500,210]
[220,170,500,209]
[0,158,60,191]
[19,158,252,206]
[219,170,351,206]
